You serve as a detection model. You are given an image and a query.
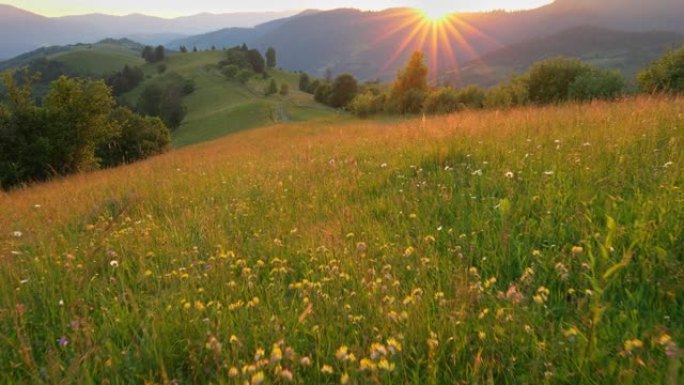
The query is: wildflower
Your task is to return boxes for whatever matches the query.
[380,163,388,168]
[571,246,584,255]
[533,286,550,304]
[387,338,402,354]
[300,356,312,367]
[478,331,487,340]
[340,372,350,384]
[280,369,293,382]
[472,169,483,176]
[58,336,69,347]
[658,334,672,346]
[663,161,673,169]
[144,270,153,277]
[370,343,387,360]
[359,358,376,371]
[250,371,265,385]
[563,327,579,339]
[109,260,119,267]
[12,231,23,238]
[336,345,349,361]
[254,348,265,361]
[230,335,239,344]
[505,171,514,179]
[228,367,239,377]
[271,344,283,363]
[321,364,334,374]
[403,246,415,257]
[544,171,554,176]
[378,358,395,371]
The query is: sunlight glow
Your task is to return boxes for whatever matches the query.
[370,8,502,83]
[418,6,453,22]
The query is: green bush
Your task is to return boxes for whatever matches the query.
[568,69,625,101]
[527,57,592,104]
[424,87,460,114]
[638,44,684,93]
[349,91,386,118]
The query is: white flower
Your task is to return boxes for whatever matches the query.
[110,260,119,267]
[663,161,673,169]
[471,169,483,176]
[505,171,514,179]
[12,231,23,238]
[544,171,554,176]
[59,299,64,306]
[380,163,388,168]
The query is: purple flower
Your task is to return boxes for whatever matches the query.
[58,336,69,347]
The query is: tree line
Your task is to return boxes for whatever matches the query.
[299,43,684,117]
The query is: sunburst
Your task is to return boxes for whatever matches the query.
[366,8,502,84]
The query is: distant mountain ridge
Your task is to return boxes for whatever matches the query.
[0,4,298,59]
[169,0,684,81]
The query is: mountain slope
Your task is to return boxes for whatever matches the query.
[0,4,298,59]
[448,26,684,87]
[174,0,684,81]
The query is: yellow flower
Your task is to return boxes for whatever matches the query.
[378,358,395,371]
[335,345,349,361]
[321,364,334,374]
[340,372,350,385]
[571,246,584,255]
[250,371,265,385]
[359,358,376,371]
[228,367,239,377]
[280,369,293,382]
[387,338,402,354]
[271,344,283,363]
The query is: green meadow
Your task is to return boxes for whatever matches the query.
[1,96,682,384]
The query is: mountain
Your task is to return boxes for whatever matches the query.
[172,0,684,81]
[447,26,684,87]
[0,4,298,59]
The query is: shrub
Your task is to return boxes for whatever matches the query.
[638,44,684,93]
[424,87,460,114]
[568,69,625,101]
[527,57,592,104]
[349,91,386,117]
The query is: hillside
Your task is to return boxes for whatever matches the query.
[448,26,684,87]
[120,50,337,147]
[1,97,682,383]
[0,4,298,59]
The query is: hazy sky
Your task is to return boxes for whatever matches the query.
[8,0,554,17]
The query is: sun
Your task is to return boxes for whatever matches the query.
[417,3,454,22]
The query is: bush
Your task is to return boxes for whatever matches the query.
[527,57,592,104]
[314,84,332,104]
[307,79,321,94]
[638,44,684,93]
[222,65,240,79]
[299,73,311,92]
[237,69,252,84]
[98,107,170,167]
[424,87,460,114]
[280,83,289,96]
[265,79,278,96]
[348,91,386,118]
[568,69,625,101]
[157,64,167,74]
[455,85,486,109]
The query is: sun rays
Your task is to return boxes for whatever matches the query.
[368,8,501,83]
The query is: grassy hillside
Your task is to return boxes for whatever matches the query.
[122,50,338,147]
[49,41,145,75]
[1,97,682,384]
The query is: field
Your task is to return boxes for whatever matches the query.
[0,97,683,384]
[49,42,146,75]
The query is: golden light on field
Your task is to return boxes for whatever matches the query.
[370,8,501,82]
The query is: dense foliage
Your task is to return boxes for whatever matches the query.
[0,72,170,189]
[638,44,684,93]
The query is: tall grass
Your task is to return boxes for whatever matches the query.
[1,97,682,384]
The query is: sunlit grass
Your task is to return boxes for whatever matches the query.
[1,97,683,383]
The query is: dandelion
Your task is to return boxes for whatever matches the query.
[109,260,119,267]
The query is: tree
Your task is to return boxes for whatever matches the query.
[237,69,252,84]
[349,90,386,118]
[247,49,266,74]
[142,46,155,62]
[424,87,460,114]
[390,51,429,114]
[314,83,332,104]
[638,44,684,93]
[299,73,311,92]
[193,46,198,53]
[154,45,165,62]
[266,47,277,68]
[280,83,289,96]
[328,73,358,108]
[527,57,592,104]
[265,79,278,96]
[179,45,188,53]
[222,65,240,79]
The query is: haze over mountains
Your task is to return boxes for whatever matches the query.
[0,4,298,59]
[1,0,684,84]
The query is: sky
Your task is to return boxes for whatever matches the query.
[7,0,554,18]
